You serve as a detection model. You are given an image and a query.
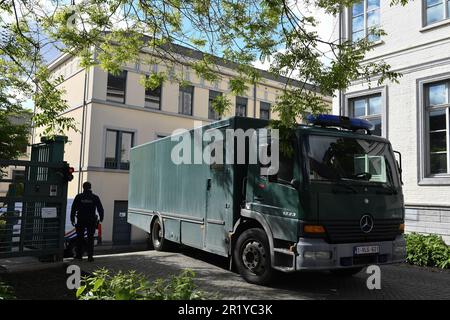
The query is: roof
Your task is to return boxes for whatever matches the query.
[158,41,319,92]
[47,35,320,93]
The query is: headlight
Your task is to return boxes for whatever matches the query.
[303,251,332,260]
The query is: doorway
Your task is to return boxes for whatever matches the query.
[112,201,131,245]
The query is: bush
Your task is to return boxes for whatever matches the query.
[76,268,209,300]
[405,233,450,269]
[0,281,15,300]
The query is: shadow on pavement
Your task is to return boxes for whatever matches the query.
[67,244,450,300]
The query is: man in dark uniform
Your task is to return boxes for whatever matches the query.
[70,181,104,262]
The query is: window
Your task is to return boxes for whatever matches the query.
[349,94,382,136]
[208,90,222,120]
[307,135,397,187]
[425,81,450,175]
[179,85,194,115]
[277,150,294,183]
[351,0,380,42]
[12,170,25,182]
[235,97,247,117]
[145,77,162,110]
[260,102,271,120]
[105,130,134,170]
[107,70,127,103]
[425,0,450,25]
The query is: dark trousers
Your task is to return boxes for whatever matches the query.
[76,221,96,258]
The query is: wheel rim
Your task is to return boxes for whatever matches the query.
[241,239,267,275]
[153,222,162,247]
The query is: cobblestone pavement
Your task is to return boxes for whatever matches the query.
[68,247,450,300]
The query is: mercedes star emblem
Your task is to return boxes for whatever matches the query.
[360,215,374,233]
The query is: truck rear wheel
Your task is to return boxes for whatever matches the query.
[234,228,273,285]
[151,219,168,251]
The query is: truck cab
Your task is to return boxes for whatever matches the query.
[234,115,406,283]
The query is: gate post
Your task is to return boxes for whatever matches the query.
[28,135,68,261]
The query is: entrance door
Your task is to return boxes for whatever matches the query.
[113,201,131,245]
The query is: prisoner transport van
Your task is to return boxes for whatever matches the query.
[127,115,406,284]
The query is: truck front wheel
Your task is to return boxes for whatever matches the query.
[151,219,168,251]
[234,228,273,285]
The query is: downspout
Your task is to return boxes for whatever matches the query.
[253,83,257,117]
[338,7,342,116]
[338,7,343,116]
[31,85,37,145]
[77,67,89,193]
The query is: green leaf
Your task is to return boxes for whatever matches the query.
[93,278,104,291]
[76,285,86,297]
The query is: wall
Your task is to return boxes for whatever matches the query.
[333,0,450,242]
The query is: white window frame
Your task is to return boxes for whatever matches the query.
[423,0,450,27]
[208,90,222,120]
[260,101,271,120]
[418,77,450,184]
[102,126,136,171]
[106,70,127,104]
[349,0,381,42]
[344,86,388,138]
[235,96,248,117]
[178,85,194,116]
[418,74,450,185]
[144,75,162,110]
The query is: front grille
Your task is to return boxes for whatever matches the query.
[325,220,401,244]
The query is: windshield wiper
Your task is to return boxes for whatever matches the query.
[352,172,372,181]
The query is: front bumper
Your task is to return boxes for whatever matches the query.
[294,235,406,270]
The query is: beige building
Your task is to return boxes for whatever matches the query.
[1,115,31,198]
[33,45,331,245]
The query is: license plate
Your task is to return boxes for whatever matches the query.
[354,245,379,255]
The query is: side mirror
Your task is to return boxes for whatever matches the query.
[393,151,403,185]
[266,167,277,182]
[290,179,300,189]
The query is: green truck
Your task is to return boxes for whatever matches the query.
[128,115,406,284]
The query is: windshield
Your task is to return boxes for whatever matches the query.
[306,135,399,187]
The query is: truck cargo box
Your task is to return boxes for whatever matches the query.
[128,117,268,256]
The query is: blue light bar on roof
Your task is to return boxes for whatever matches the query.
[306,114,375,132]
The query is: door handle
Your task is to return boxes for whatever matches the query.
[206,178,212,191]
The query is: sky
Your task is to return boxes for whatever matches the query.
[3,1,337,110]
[252,5,337,71]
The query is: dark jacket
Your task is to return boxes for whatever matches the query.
[70,190,104,223]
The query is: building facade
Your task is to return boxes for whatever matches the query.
[35,47,331,245]
[334,0,450,242]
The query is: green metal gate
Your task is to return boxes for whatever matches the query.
[0,136,69,259]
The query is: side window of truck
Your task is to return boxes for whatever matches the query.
[259,133,294,184]
[277,151,294,184]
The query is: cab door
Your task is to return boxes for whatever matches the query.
[251,136,301,243]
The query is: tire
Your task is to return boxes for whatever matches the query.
[151,218,168,251]
[330,267,364,277]
[233,228,273,285]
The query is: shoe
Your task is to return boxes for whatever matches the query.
[88,256,94,262]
